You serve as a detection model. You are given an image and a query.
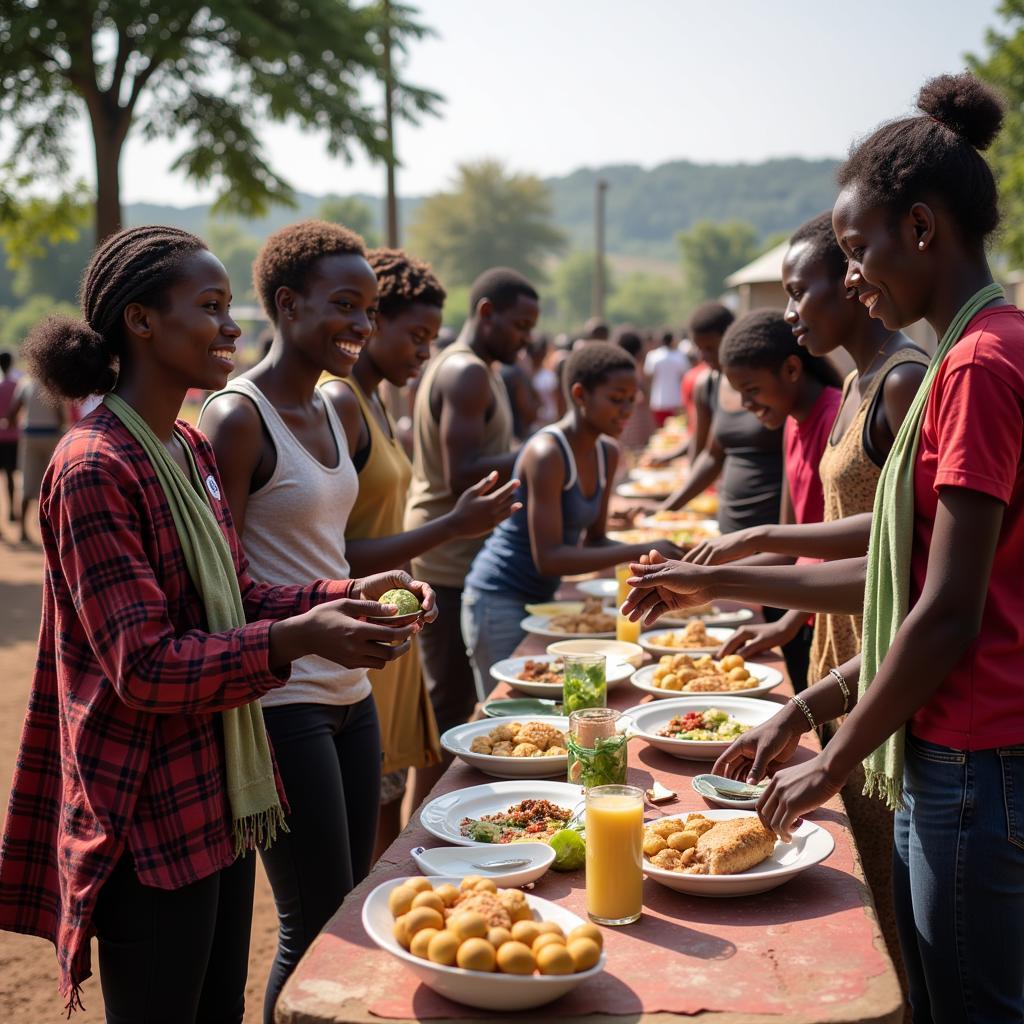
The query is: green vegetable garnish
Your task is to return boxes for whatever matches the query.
[379,588,421,615]
[548,828,586,871]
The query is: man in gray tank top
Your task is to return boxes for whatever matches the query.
[405,268,539,738]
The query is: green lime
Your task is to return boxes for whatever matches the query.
[379,588,421,615]
[548,828,586,872]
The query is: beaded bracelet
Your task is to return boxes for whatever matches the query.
[790,694,817,732]
[828,667,851,713]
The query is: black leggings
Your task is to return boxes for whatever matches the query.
[93,851,256,1024]
[259,696,381,1024]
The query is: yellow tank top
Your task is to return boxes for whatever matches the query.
[333,378,440,773]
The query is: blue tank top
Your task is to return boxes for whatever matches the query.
[466,426,611,602]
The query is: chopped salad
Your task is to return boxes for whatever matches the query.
[657,708,751,742]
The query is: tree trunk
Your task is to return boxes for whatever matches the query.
[92,110,125,244]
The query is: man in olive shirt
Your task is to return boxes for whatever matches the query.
[405,268,539,735]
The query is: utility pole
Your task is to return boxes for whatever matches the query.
[382,0,399,247]
[592,178,608,319]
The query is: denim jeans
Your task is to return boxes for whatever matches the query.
[461,587,528,703]
[892,733,1024,1023]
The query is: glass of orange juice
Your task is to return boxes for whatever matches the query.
[615,563,642,643]
[585,784,643,925]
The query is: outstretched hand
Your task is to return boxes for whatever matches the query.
[451,471,522,538]
[619,551,716,626]
[350,570,438,624]
[755,754,844,842]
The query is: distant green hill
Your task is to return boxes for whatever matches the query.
[125,156,839,262]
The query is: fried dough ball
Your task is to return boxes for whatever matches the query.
[680,847,697,866]
[512,742,540,758]
[434,883,459,907]
[388,885,417,917]
[470,736,493,754]
[491,741,514,757]
[643,833,668,857]
[457,937,496,972]
[651,848,683,869]
[459,875,483,891]
[728,666,750,682]
[405,876,434,893]
[496,940,535,975]
[719,654,744,672]
[532,932,565,954]
[451,893,512,930]
[685,813,716,836]
[536,943,574,975]
[568,936,601,972]
[546,745,567,757]
[410,927,440,959]
[511,920,542,947]
[498,889,527,916]
[667,830,699,852]
[448,910,488,940]
[473,878,498,893]
[411,890,445,914]
[403,906,444,937]
[427,929,460,965]
[517,722,564,749]
[659,673,683,691]
[567,923,603,950]
[489,724,516,742]
[650,818,685,839]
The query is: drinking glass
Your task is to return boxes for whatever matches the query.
[567,708,628,789]
[585,784,643,925]
[562,652,606,715]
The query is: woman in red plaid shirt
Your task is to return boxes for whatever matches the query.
[0,225,433,1022]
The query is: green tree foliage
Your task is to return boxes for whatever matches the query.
[607,273,682,329]
[0,1,440,242]
[317,195,380,246]
[0,294,79,350]
[551,251,613,329]
[204,221,261,303]
[677,220,760,306]
[407,161,566,287]
[970,1,1024,267]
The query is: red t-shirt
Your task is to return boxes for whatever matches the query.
[783,386,842,526]
[910,306,1024,750]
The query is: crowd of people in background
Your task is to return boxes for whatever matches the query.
[0,69,1021,1024]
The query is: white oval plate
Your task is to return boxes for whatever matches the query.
[639,627,736,656]
[362,876,605,1010]
[630,661,784,700]
[489,654,632,698]
[440,716,570,780]
[615,481,672,500]
[576,578,618,601]
[521,614,616,640]
[691,774,766,810]
[546,638,645,669]
[409,843,555,886]
[622,696,784,760]
[659,606,756,629]
[634,515,719,534]
[642,810,834,896]
[419,780,584,847]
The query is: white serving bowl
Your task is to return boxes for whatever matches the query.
[629,661,784,700]
[545,638,645,669]
[638,626,736,657]
[362,876,606,1010]
[642,810,834,896]
[440,716,570,780]
[409,842,555,886]
[622,696,784,760]
[489,654,633,698]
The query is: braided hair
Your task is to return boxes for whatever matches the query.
[21,225,208,401]
[837,73,1005,247]
[367,248,446,319]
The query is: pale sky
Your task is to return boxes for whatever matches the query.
[61,0,1001,206]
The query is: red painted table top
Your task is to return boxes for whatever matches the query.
[277,599,902,1024]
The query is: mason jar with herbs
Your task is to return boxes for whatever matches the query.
[562,652,607,715]
[567,707,628,789]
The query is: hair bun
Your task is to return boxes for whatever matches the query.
[22,314,117,401]
[917,72,1005,151]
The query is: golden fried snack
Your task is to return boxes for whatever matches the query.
[448,892,512,930]
[687,816,776,875]
[667,830,699,851]
[643,833,667,857]
[470,736,493,754]
[684,814,716,836]
[651,848,682,869]
[649,817,685,839]
[491,741,514,756]
[512,742,539,757]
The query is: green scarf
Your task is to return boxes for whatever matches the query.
[860,283,1004,810]
[104,393,285,855]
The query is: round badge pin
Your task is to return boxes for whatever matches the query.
[205,474,221,500]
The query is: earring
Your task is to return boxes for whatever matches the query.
[918,240,926,250]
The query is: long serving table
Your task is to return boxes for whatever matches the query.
[276,602,903,1024]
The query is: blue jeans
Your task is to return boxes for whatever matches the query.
[893,733,1024,1023]
[461,587,528,704]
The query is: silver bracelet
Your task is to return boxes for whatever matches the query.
[790,694,817,732]
[828,667,851,713]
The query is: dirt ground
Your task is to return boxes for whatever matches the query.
[0,508,281,1022]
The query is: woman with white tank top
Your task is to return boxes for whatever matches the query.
[200,221,431,1024]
